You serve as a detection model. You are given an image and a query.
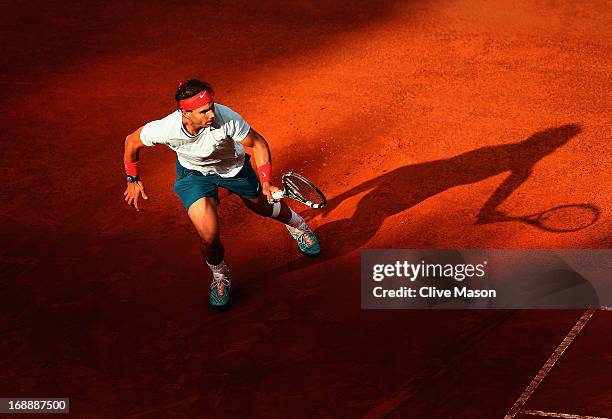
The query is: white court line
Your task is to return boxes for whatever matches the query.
[521,409,609,419]
[504,309,597,419]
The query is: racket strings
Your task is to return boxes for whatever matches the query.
[284,175,325,206]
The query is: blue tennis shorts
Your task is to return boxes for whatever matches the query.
[173,154,262,210]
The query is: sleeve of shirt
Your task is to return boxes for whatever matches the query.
[218,104,251,143]
[139,114,174,146]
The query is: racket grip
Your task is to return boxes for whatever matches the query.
[272,190,285,200]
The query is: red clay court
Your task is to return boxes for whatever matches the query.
[1,0,610,417]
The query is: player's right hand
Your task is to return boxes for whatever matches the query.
[124,181,148,211]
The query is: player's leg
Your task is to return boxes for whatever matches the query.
[187,197,224,265]
[174,161,231,307]
[240,192,289,220]
[221,154,320,256]
[241,194,320,256]
[186,197,232,307]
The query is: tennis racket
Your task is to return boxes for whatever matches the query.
[271,172,327,208]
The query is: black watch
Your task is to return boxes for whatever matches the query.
[126,174,140,183]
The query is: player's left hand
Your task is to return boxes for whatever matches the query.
[262,182,282,204]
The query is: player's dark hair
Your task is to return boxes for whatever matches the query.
[175,79,215,109]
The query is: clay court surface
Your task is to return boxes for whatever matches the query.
[1,0,611,417]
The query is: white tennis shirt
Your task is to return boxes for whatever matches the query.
[139,103,251,177]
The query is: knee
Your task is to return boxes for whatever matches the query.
[199,231,221,248]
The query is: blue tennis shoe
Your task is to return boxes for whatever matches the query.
[286,224,320,256]
[210,272,231,307]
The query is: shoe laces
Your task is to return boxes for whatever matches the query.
[288,225,315,246]
[211,272,231,295]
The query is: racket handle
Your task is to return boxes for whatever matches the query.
[272,190,285,200]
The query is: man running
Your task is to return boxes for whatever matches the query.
[123,79,319,307]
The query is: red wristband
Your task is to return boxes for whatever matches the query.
[257,163,272,183]
[124,160,139,176]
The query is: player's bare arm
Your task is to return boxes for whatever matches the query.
[123,126,149,211]
[240,128,282,202]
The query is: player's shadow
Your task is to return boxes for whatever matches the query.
[266,124,600,277]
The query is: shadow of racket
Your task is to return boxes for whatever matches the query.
[476,204,600,232]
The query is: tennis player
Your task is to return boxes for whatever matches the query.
[123,79,320,307]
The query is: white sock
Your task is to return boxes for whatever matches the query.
[207,259,230,276]
[271,202,281,218]
[286,209,307,231]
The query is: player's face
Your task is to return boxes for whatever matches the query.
[188,102,216,128]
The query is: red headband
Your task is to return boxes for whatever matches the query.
[178,90,213,110]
